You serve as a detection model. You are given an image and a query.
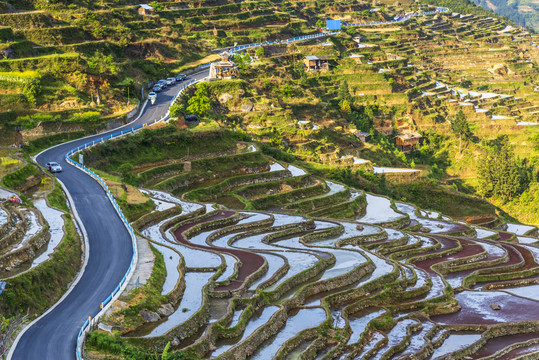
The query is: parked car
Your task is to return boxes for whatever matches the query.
[166,77,176,85]
[148,92,157,103]
[46,162,62,173]
[176,74,186,81]
[157,80,168,88]
[152,84,162,92]
[185,114,200,124]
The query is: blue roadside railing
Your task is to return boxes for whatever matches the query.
[344,6,449,27]
[214,31,338,53]
[212,7,449,54]
[67,76,204,360]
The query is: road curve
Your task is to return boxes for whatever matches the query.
[10,69,209,360]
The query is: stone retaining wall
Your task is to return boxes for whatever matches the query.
[133,205,183,231]
[0,226,50,274]
[0,209,50,275]
[0,207,25,253]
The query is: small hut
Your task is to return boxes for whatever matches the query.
[395,132,423,152]
[353,130,371,143]
[138,4,155,15]
[209,51,239,79]
[303,56,331,71]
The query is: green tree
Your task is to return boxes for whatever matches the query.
[150,1,164,11]
[187,83,211,116]
[169,103,186,118]
[255,46,265,57]
[315,19,325,29]
[451,110,472,154]
[22,78,41,106]
[477,136,534,201]
[233,54,245,70]
[340,99,351,115]
[337,80,352,103]
[87,51,118,75]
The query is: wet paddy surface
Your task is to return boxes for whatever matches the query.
[128,188,539,359]
[432,291,539,325]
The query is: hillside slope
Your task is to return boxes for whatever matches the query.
[472,0,539,31]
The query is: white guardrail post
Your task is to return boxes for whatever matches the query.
[69,77,204,360]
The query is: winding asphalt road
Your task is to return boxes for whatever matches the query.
[9,70,209,360]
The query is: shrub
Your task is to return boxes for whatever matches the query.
[14,113,59,129]
[1,164,40,189]
[21,78,41,105]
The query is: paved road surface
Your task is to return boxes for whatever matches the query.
[10,69,209,360]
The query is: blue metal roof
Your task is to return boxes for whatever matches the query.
[139,4,154,10]
[326,19,342,31]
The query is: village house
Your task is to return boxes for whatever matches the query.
[353,130,371,143]
[303,55,331,71]
[395,132,423,152]
[209,51,239,79]
[138,4,155,15]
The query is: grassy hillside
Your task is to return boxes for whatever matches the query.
[0,0,372,145]
[472,0,539,31]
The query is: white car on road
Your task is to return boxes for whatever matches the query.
[46,162,62,173]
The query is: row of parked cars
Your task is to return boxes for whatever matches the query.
[148,74,188,103]
[152,74,188,93]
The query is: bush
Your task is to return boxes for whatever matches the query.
[66,111,100,123]
[1,163,40,189]
[14,113,60,130]
[21,78,41,105]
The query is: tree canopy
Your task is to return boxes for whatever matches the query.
[451,110,472,154]
[477,135,535,201]
[186,83,211,116]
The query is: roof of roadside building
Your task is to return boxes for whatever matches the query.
[395,132,423,140]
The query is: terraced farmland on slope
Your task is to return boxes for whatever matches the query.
[79,134,539,360]
[0,0,376,144]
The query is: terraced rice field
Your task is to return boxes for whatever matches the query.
[94,142,539,360]
[0,184,68,278]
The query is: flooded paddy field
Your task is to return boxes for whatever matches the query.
[0,168,70,279]
[86,149,539,359]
